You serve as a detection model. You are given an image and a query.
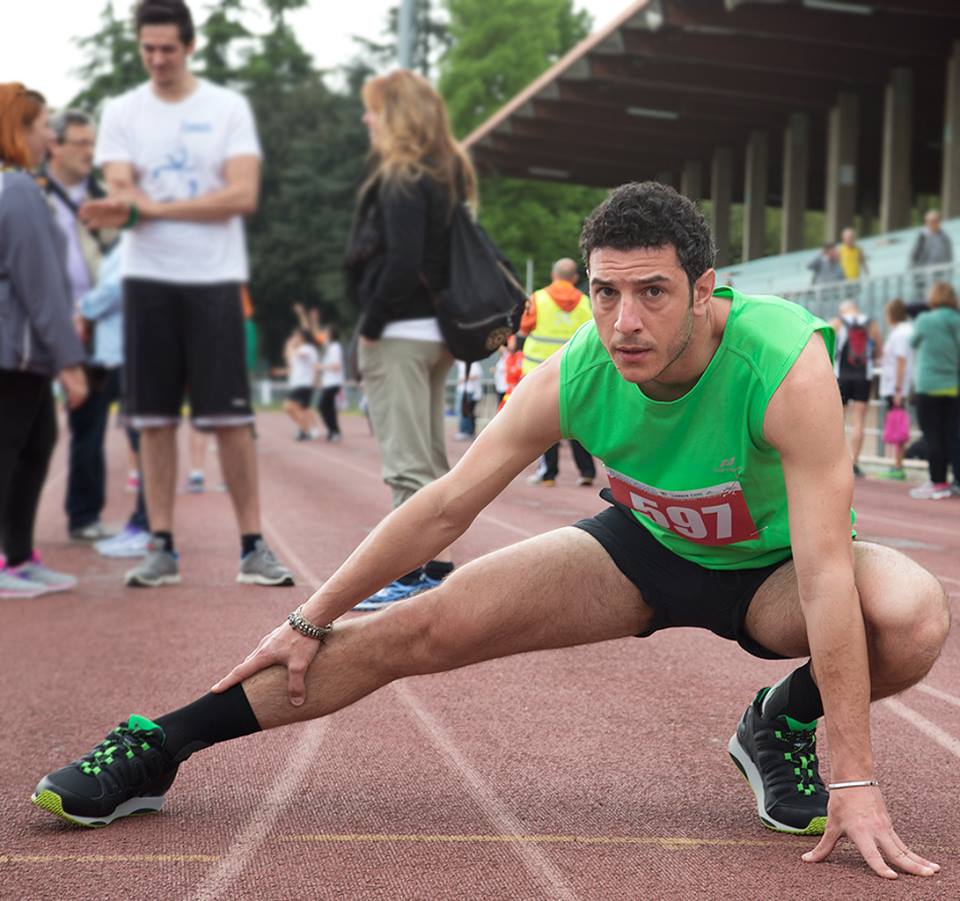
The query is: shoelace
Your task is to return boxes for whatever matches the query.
[775,726,821,796]
[78,725,157,776]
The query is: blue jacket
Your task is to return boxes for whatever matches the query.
[79,243,123,368]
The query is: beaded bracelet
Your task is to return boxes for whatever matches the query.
[287,606,333,642]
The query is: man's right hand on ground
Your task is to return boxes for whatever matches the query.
[58,365,88,409]
[802,786,940,879]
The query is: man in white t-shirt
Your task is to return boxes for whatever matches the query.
[81,0,292,589]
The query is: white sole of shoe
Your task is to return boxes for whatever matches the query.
[125,574,181,588]
[235,572,295,586]
[727,732,826,835]
[0,588,47,599]
[31,789,164,827]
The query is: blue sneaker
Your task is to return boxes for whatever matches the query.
[353,573,442,611]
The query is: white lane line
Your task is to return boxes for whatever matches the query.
[192,515,331,901]
[856,510,958,541]
[915,684,960,710]
[394,681,579,901]
[190,721,330,901]
[883,699,960,759]
[939,575,960,588]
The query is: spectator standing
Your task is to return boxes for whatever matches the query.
[317,323,343,443]
[80,0,293,587]
[454,360,482,441]
[344,70,475,608]
[830,300,882,477]
[807,243,845,286]
[493,344,510,406]
[278,328,320,441]
[43,109,119,542]
[908,282,960,500]
[909,210,953,301]
[875,298,914,481]
[521,258,596,486]
[0,84,87,597]
[838,227,868,280]
[80,243,153,559]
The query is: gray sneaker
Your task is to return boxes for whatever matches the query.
[0,569,48,599]
[237,540,294,586]
[125,548,181,588]
[8,562,77,594]
[70,521,114,543]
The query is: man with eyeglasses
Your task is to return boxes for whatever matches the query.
[42,109,120,544]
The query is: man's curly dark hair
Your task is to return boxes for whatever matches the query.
[579,182,716,289]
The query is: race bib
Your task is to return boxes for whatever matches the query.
[606,467,759,546]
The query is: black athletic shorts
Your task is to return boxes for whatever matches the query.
[574,491,788,660]
[287,386,313,408]
[123,278,253,429]
[838,374,871,404]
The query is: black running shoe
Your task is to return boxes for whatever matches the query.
[32,715,179,828]
[728,689,828,835]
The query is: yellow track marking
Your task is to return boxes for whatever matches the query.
[0,854,218,864]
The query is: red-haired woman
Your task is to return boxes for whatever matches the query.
[0,84,87,596]
[345,70,477,608]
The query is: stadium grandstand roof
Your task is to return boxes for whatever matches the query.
[463,0,960,209]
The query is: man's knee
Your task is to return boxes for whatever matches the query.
[387,581,473,677]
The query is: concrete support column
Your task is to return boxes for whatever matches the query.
[825,92,859,242]
[942,42,960,218]
[743,130,769,261]
[880,68,913,232]
[681,160,703,201]
[711,147,733,266]
[781,113,809,253]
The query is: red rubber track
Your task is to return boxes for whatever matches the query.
[1,411,957,900]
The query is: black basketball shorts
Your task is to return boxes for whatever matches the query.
[123,278,253,430]
[573,492,789,660]
[838,374,871,404]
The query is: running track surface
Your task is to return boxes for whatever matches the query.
[1,412,958,901]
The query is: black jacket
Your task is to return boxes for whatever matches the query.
[345,172,454,340]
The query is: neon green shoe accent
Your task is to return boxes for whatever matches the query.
[782,715,817,732]
[31,790,100,829]
[760,814,827,836]
[127,714,161,733]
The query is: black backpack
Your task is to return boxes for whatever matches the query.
[426,203,527,363]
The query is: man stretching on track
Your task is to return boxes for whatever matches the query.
[34,183,948,881]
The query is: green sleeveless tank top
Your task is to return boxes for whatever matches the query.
[559,287,836,570]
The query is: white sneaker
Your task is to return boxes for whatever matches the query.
[95,527,151,559]
[0,569,47,598]
[7,562,77,594]
[910,481,953,500]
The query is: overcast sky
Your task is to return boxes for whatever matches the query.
[1,0,630,108]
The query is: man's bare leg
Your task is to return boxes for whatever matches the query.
[244,527,651,729]
[847,400,869,469]
[745,541,949,697]
[216,424,260,534]
[140,425,178,532]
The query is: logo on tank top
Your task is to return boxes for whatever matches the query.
[605,466,759,546]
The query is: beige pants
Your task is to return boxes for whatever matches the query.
[359,338,453,508]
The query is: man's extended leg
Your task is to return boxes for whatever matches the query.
[32,527,650,825]
[729,541,949,834]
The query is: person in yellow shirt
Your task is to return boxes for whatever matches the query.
[839,228,869,280]
[520,258,595,486]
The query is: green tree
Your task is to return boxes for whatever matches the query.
[439,0,603,288]
[69,2,142,112]
[352,0,451,77]
[196,0,251,85]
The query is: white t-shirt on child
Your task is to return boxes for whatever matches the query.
[878,321,914,399]
[289,344,319,389]
[95,79,262,284]
[322,341,343,389]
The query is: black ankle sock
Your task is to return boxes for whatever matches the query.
[241,533,262,557]
[154,684,262,763]
[761,661,823,723]
[398,567,423,585]
[423,560,454,581]
[152,531,174,554]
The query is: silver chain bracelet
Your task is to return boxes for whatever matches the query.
[827,780,879,791]
[287,606,334,642]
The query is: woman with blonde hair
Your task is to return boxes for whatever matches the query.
[0,84,87,595]
[345,70,476,608]
[908,282,960,499]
